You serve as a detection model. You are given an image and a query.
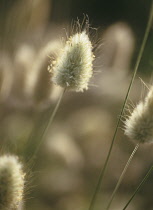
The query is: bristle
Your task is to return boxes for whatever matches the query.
[49,31,94,92]
[0,155,25,209]
[125,87,153,143]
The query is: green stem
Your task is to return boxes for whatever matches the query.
[28,88,66,161]
[88,2,153,210]
[105,144,139,210]
[122,165,153,210]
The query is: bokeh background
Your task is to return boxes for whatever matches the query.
[0,0,153,209]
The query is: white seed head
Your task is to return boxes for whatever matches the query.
[0,155,25,210]
[50,31,94,92]
[125,87,153,143]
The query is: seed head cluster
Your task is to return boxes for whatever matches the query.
[0,155,25,210]
[50,31,94,92]
[125,86,153,143]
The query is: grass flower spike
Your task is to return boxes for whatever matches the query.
[0,155,25,209]
[125,86,153,143]
[30,29,95,161]
[50,31,94,92]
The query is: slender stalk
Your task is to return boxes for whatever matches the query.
[105,143,140,210]
[122,165,153,210]
[88,2,153,210]
[29,88,66,160]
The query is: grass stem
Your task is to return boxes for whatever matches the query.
[105,143,139,210]
[122,165,153,210]
[88,2,153,210]
[26,88,66,162]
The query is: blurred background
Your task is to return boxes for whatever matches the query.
[0,0,153,209]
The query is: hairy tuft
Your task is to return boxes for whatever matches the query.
[49,31,94,92]
[0,155,25,210]
[125,87,153,143]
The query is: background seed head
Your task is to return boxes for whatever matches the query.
[0,155,25,210]
[125,87,153,144]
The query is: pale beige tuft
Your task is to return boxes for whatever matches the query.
[125,86,153,143]
[0,155,25,210]
[49,31,94,92]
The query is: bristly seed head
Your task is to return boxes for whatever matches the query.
[0,155,25,210]
[125,86,153,144]
[49,31,95,92]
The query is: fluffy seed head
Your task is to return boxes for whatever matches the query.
[49,31,94,92]
[125,87,153,143]
[0,155,25,209]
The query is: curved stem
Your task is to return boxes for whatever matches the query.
[122,165,153,210]
[105,144,140,210]
[29,88,66,161]
[88,2,153,210]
